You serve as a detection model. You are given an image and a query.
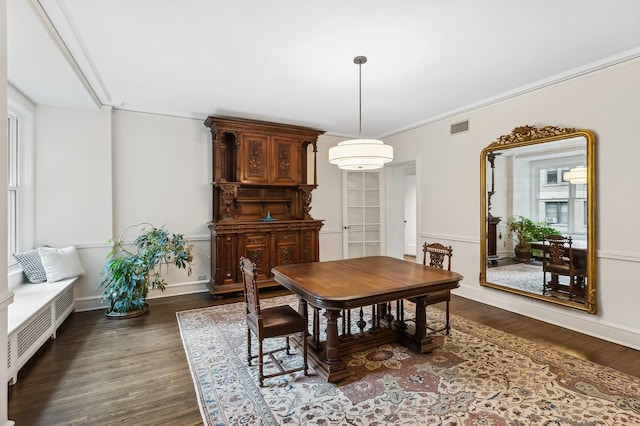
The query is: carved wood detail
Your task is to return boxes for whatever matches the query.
[489,125,578,147]
[247,141,264,177]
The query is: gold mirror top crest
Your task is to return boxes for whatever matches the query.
[489,125,579,147]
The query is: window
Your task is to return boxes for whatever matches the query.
[536,159,586,236]
[7,87,35,264]
[545,169,558,185]
[545,201,568,225]
[544,167,570,185]
[7,113,19,258]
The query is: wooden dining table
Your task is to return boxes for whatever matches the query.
[271,256,463,382]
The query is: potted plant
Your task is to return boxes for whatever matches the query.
[99,224,193,318]
[507,216,535,261]
[507,216,560,261]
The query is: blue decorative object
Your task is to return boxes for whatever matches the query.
[259,210,277,222]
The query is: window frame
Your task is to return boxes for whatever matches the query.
[7,86,35,267]
[533,155,587,237]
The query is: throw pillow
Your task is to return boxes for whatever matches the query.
[13,249,48,283]
[38,246,85,282]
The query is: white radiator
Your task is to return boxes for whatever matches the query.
[7,278,77,384]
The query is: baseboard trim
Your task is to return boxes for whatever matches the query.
[454,284,640,351]
[75,281,209,312]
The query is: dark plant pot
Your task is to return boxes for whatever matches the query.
[105,303,149,319]
[514,244,532,262]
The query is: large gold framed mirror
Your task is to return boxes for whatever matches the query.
[480,125,596,313]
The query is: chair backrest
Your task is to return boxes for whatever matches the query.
[240,256,261,320]
[422,242,453,271]
[543,234,573,266]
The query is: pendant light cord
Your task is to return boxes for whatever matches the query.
[358,60,362,139]
[354,56,367,139]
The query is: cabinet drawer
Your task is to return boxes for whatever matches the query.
[246,234,267,245]
[276,233,298,243]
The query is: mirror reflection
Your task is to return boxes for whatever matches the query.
[480,126,596,313]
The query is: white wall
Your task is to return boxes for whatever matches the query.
[385,57,640,350]
[110,110,212,299]
[33,108,213,310]
[314,135,345,261]
[34,105,112,310]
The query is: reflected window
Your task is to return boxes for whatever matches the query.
[536,162,586,235]
[545,169,558,184]
[544,167,570,185]
[545,201,568,225]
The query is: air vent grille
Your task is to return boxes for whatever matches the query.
[17,307,52,357]
[450,120,469,135]
[56,287,74,319]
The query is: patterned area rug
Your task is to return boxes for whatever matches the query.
[177,295,640,425]
[486,262,545,294]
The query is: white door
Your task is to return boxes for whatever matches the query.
[403,174,417,256]
[342,171,383,258]
[386,161,417,259]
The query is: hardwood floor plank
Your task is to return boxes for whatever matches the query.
[8,289,639,425]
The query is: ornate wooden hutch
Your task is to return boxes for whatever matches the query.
[204,116,325,295]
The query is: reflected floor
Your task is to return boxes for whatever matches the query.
[487,259,585,303]
[487,260,545,294]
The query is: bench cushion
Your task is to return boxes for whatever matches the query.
[38,246,85,282]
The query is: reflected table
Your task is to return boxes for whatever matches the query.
[272,256,463,382]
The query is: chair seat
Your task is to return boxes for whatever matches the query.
[544,263,585,275]
[544,264,569,274]
[261,305,308,339]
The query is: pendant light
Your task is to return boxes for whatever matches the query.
[328,56,393,170]
[563,166,587,184]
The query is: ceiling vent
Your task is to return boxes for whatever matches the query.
[450,120,469,135]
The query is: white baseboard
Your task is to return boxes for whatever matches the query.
[454,284,640,351]
[75,281,209,312]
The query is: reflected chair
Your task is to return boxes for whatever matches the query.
[239,257,308,386]
[542,235,586,300]
[403,242,454,335]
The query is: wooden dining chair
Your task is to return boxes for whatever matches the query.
[542,235,586,300]
[239,257,308,386]
[402,242,454,335]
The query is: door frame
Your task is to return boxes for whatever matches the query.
[385,159,420,260]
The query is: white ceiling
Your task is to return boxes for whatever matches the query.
[8,0,640,138]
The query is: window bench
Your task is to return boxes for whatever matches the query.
[7,277,77,384]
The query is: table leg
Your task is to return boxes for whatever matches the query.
[397,295,438,354]
[413,297,427,339]
[323,309,341,364]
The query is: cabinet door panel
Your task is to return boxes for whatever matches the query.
[271,137,299,184]
[240,133,269,183]
[239,233,270,281]
[275,232,299,266]
[299,230,319,263]
[214,234,237,285]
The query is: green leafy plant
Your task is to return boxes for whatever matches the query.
[506,215,560,260]
[507,215,536,247]
[99,224,193,314]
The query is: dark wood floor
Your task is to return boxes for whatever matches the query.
[8,289,640,425]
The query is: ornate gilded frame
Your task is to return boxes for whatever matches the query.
[480,125,597,314]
